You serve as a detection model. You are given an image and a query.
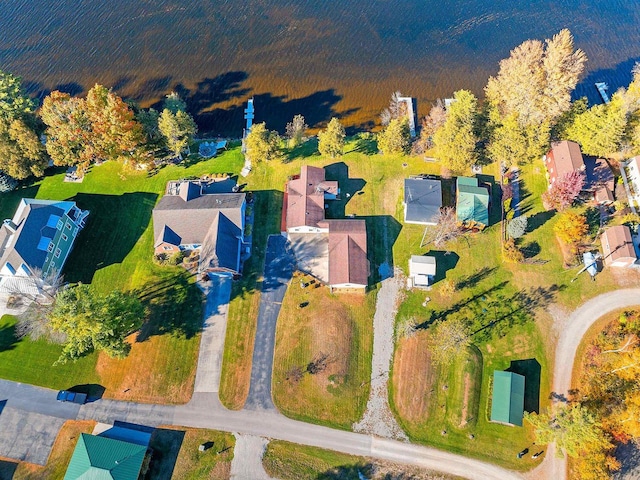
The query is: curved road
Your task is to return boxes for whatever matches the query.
[539,288,640,480]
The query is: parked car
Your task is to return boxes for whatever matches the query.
[56,390,87,404]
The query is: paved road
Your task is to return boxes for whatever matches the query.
[535,288,640,480]
[193,273,233,394]
[244,235,295,410]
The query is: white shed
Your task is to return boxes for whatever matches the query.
[409,255,436,287]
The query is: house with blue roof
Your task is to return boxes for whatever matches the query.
[0,199,88,294]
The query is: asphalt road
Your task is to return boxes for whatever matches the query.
[244,235,295,410]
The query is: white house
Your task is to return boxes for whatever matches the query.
[621,157,640,213]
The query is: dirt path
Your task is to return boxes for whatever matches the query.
[353,266,408,441]
[230,434,273,480]
[459,373,471,428]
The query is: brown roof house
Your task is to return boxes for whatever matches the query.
[544,140,614,203]
[284,165,339,234]
[153,180,247,274]
[601,225,639,268]
[284,166,369,292]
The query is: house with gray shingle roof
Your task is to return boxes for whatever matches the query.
[152,180,247,274]
[0,199,88,294]
[403,177,442,225]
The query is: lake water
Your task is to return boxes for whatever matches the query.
[1,0,640,135]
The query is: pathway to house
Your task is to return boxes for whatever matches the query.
[353,268,407,440]
[229,434,273,480]
[193,273,233,394]
[510,168,521,217]
[244,235,295,410]
[529,288,640,480]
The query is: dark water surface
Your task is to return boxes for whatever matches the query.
[1,1,640,135]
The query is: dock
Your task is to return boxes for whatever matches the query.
[397,96,416,138]
[595,82,610,104]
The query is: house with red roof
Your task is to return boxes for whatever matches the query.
[284,166,369,292]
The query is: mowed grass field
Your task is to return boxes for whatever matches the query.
[272,272,376,429]
[0,149,244,403]
[147,426,235,480]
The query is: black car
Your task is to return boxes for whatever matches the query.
[56,390,87,404]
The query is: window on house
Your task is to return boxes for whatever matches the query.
[65,223,72,230]
[54,248,61,258]
[57,219,64,230]
[163,245,173,251]
[47,242,54,252]
[62,234,68,241]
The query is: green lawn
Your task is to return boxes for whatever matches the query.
[147,426,235,480]
[0,150,244,402]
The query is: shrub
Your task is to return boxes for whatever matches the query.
[507,215,528,239]
[503,238,524,263]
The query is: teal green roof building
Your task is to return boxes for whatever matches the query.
[64,433,147,480]
[491,371,525,426]
[456,177,490,227]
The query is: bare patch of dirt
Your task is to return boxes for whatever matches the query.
[392,333,434,423]
[459,373,471,428]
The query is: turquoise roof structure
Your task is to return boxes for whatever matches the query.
[456,177,490,227]
[64,434,147,480]
[491,371,525,426]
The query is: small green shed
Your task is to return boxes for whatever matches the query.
[490,370,525,427]
[64,433,147,480]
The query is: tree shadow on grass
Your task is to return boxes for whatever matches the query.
[135,270,203,341]
[285,138,319,163]
[146,428,185,480]
[455,266,495,290]
[528,210,555,233]
[63,192,158,284]
[348,134,377,155]
[0,183,40,221]
[521,241,541,259]
[507,358,541,414]
[0,321,18,353]
[316,463,373,479]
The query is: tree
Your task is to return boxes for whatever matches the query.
[487,113,528,166]
[41,85,147,168]
[49,284,145,364]
[413,99,447,153]
[486,29,586,127]
[502,238,524,263]
[554,211,587,253]
[0,117,47,179]
[318,117,345,158]
[244,122,282,162]
[380,91,408,126]
[542,171,585,211]
[507,215,528,239]
[525,404,618,479]
[377,117,410,155]
[158,92,197,159]
[427,317,470,366]
[0,70,36,121]
[422,207,461,248]
[285,114,307,147]
[566,94,627,157]
[432,90,478,174]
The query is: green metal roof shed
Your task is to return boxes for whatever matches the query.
[456,177,490,227]
[64,433,147,480]
[491,371,525,427]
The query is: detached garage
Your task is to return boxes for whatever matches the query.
[490,371,525,427]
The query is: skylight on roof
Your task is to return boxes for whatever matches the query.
[46,215,61,228]
[37,236,53,251]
